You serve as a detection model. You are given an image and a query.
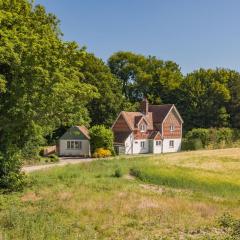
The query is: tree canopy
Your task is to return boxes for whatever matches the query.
[108,51,183,104]
[0,0,98,154]
[80,53,125,127]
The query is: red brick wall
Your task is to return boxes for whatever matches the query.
[162,110,182,139]
[133,130,149,140]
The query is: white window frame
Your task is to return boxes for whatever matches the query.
[140,123,146,132]
[170,125,175,132]
[66,140,82,150]
[140,141,145,149]
[169,140,174,148]
[156,140,161,146]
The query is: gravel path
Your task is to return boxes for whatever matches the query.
[22,153,156,173]
[22,157,96,173]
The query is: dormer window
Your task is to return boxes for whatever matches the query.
[170,125,175,132]
[140,123,146,132]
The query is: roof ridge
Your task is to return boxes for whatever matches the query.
[149,104,174,106]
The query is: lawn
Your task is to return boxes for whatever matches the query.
[0,148,240,239]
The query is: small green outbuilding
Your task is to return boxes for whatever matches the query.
[59,126,91,157]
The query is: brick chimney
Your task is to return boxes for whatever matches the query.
[140,98,148,115]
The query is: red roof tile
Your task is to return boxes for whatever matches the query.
[148,104,173,124]
[76,126,90,139]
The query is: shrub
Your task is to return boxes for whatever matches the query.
[130,168,143,178]
[184,128,240,150]
[218,213,240,239]
[89,125,114,154]
[185,128,209,147]
[182,138,203,150]
[92,148,112,158]
[0,148,26,192]
[48,154,59,163]
[113,168,123,178]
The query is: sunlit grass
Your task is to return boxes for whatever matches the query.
[0,148,240,239]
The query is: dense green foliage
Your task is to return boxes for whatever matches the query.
[108,51,183,104]
[0,0,98,189]
[182,127,240,150]
[89,125,114,154]
[177,69,238,130]
[80,53,126,126]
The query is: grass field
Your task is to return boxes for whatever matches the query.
[0,148,240,239]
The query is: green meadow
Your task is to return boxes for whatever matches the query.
[0,148,240,239]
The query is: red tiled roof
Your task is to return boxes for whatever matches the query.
[123,111,154,130]
[76,126,90,139]
[122,112,143,130]
[121,104,172,132]
[148,104,173,124]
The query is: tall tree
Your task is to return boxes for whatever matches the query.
[80,53,125,126]
[0,0,98,188]
[227,71,240,128]
[108,51,183,104]
[177,68,231,130]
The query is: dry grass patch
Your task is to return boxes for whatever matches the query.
[21,192,42,202]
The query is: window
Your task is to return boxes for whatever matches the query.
[75,141,82,149]
[140,141,145,149]
[169,140,174,148]
[156,140,161,146]
[140,124,146,132]
[66,141,82,150]
[170,125,175,132]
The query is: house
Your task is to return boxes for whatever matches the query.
[112,99,183,154]
[59,126,91,157]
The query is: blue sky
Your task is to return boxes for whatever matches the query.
[35,0,240,74]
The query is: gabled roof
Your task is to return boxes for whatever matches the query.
[60,125,90,140]
[112,102,183,135]
[76,126,90,139]
[148,131,162,139]
[122,111,153,130]
[148,104,174,124]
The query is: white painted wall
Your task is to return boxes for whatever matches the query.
[124,136,149,155]
[153,140,162,154]
[132,139,149,154]
[59,140,91,156]
[124,137,182,155]
[162,138,181,153]
[124,133,133,154]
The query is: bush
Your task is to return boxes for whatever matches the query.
[48,154,59,163]
[184,128,240,150]
[89,125,114,154]
[185,128,209,147]
[0,148,26,192]
[182,138,203,150]
[218,213,240,239]
[113,168,123,178]
[92,148,112,158]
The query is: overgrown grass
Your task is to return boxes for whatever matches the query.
[130,164,240,199]
[0,149,240,239]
